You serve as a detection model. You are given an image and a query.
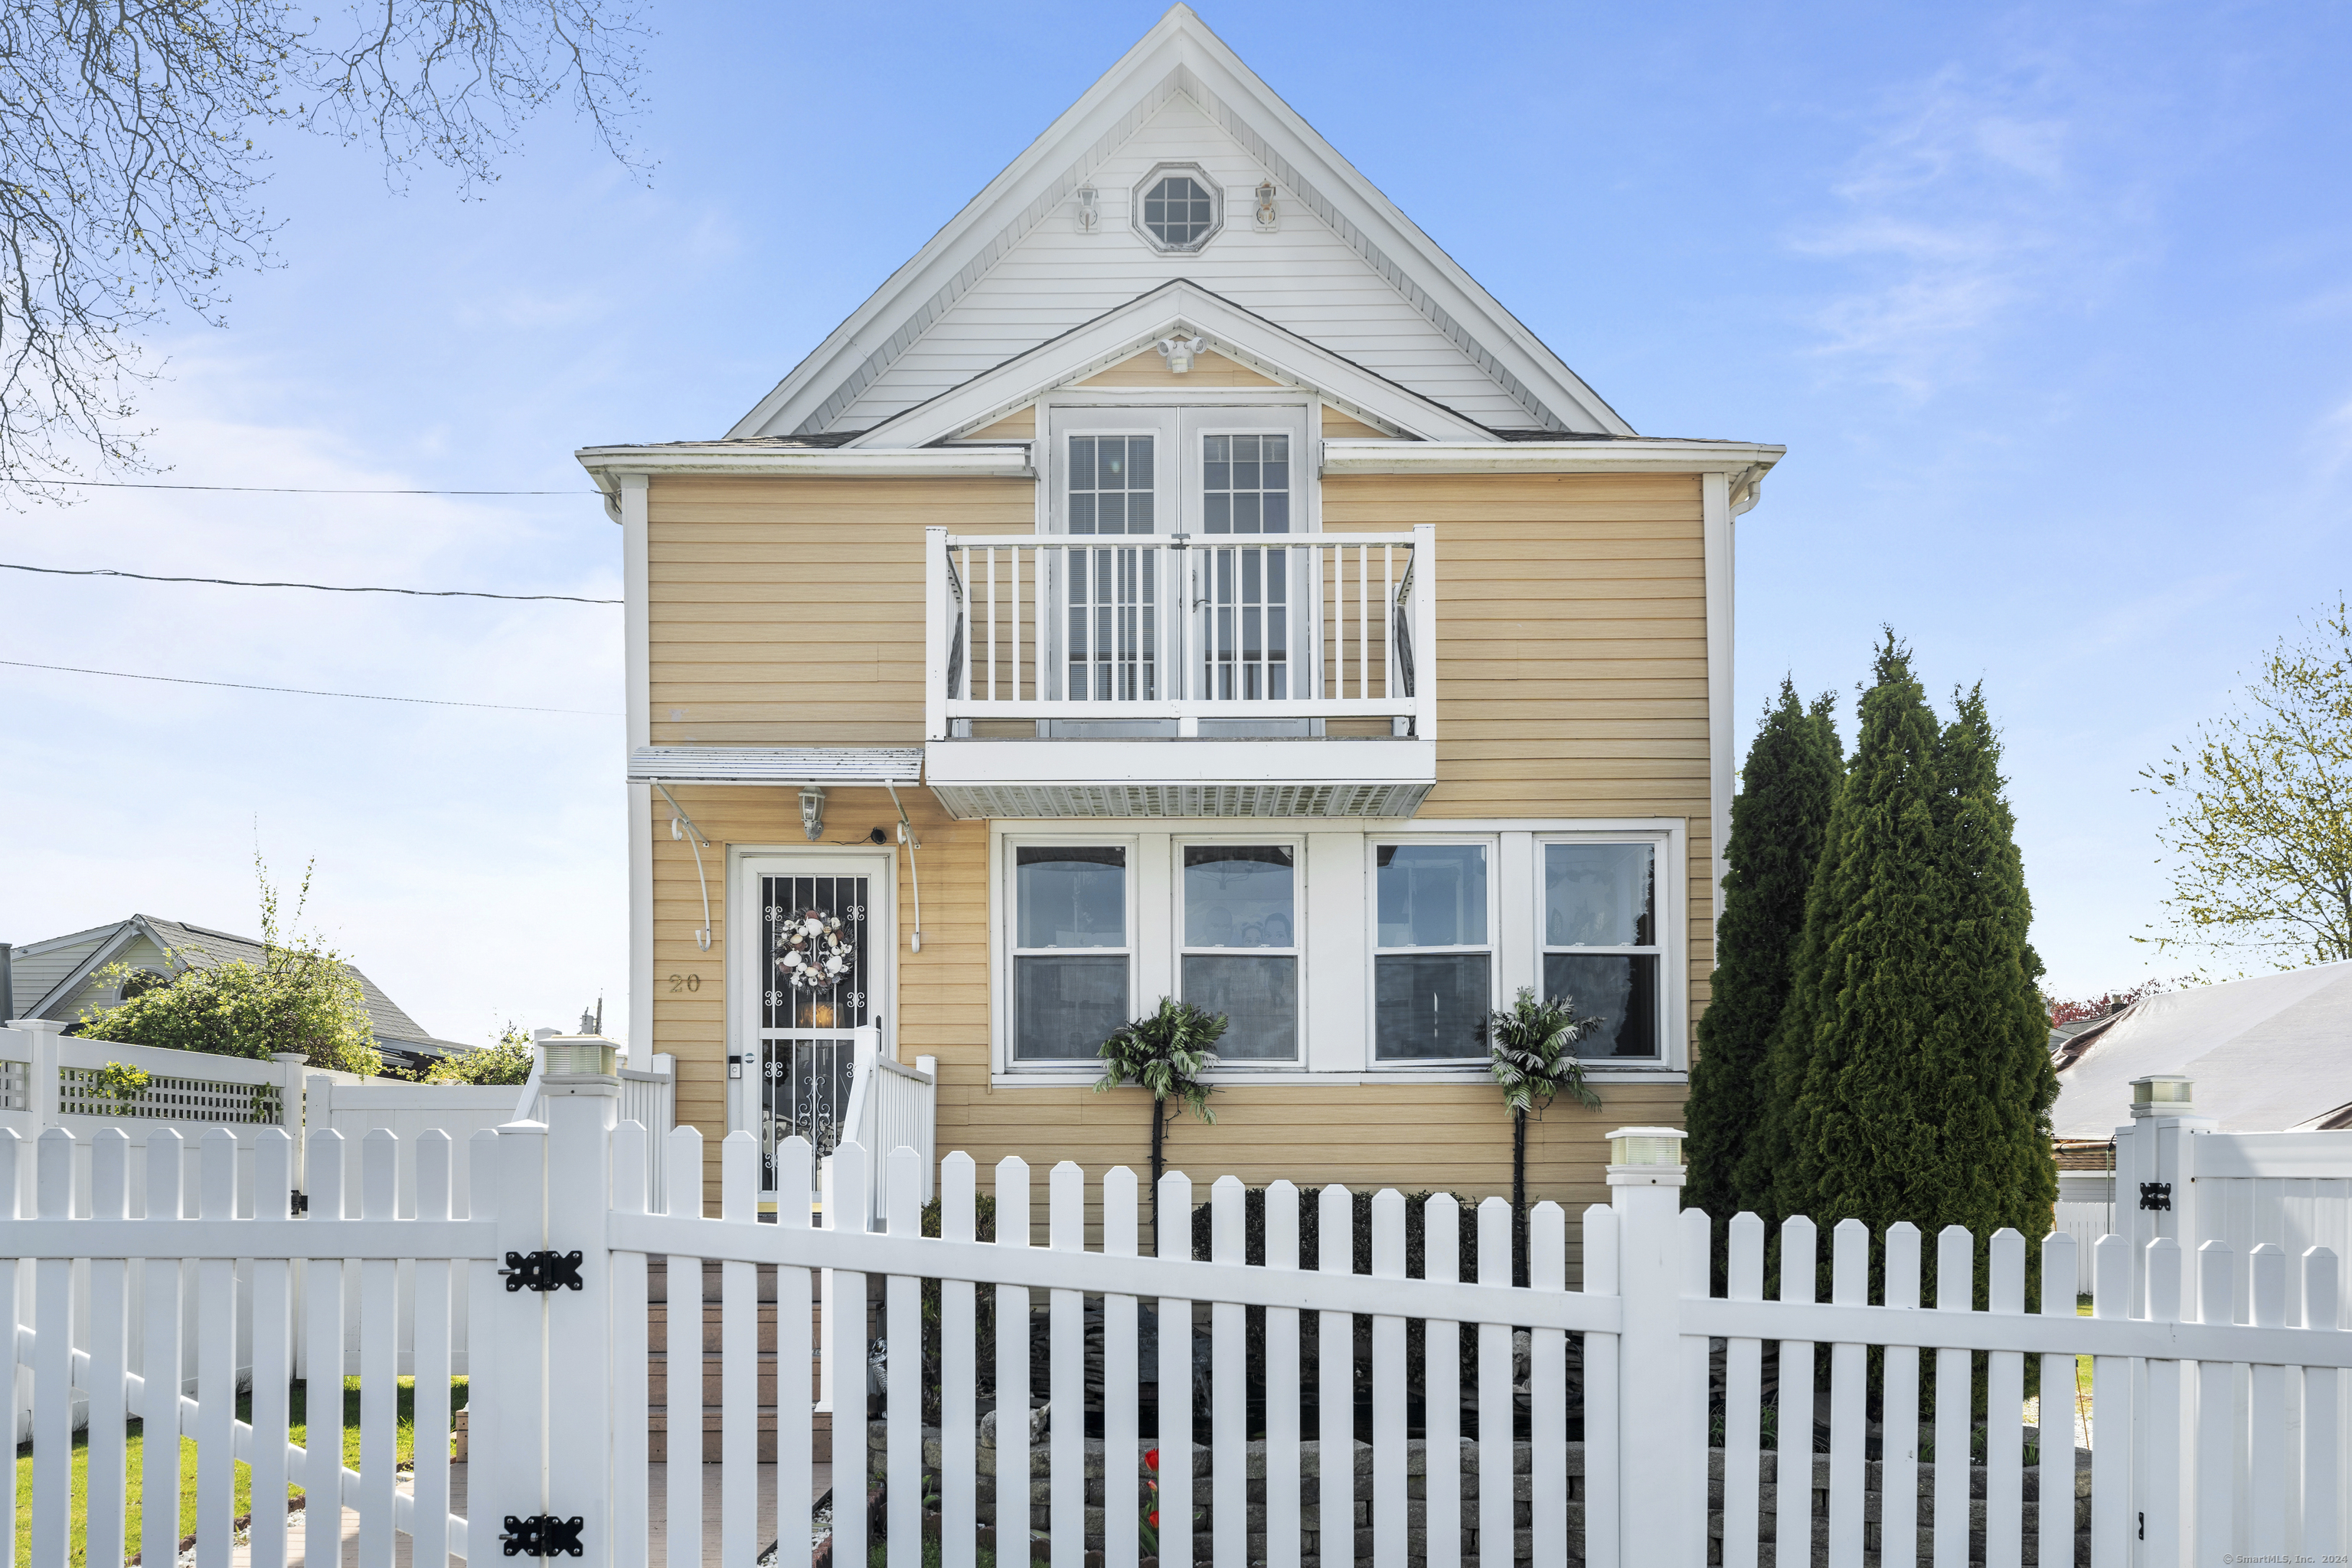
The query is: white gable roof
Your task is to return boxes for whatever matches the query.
[2052,962,2352,1135]
[733,6,1632,444]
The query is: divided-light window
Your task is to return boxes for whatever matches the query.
[1141,175,1216,249]
[1542,841,1662,1060]
[1012,846,1129,1060]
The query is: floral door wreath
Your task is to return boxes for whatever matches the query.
[776,909,854,989]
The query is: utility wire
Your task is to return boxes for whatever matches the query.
[0,658,619,716]
[0,560,619,604]
[29,479,592,495]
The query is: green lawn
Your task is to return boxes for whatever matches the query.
[11,1377,466,1566]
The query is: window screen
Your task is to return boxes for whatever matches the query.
[1013,846,1131,1060]
[1181,844,1298,1060]
[1372,843,1491,1060]
[1543,842,1662,1060]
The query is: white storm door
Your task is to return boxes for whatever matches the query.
[732,853,892,1194]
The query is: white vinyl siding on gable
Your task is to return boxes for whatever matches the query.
[831,96,1534,432]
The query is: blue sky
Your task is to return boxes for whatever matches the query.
[4,2,2347,1044]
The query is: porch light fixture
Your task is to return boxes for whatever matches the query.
[2129,1073,2196,1118]
[1253,178,1279,231]
[1075,183,1100,233]
[800,786,826,841]
[1155,334,1207,374]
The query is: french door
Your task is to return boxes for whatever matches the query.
[1043,403,1312,710]
[731,853,892,1194]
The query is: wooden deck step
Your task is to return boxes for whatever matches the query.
[646,1257,828,1463]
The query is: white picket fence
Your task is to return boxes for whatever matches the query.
[6,1090,2352,1566]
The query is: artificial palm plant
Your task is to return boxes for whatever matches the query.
[1488,986,1602,1285]
[1095,996,1227,1252]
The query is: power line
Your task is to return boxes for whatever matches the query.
[30,479,593,495]
[1,561,619,604]
[0,658,620,716]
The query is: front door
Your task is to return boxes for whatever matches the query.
[731,853,892,1193]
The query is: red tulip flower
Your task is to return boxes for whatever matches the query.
[1145,1448,1160,1473]
[1148,1512,1160,1527]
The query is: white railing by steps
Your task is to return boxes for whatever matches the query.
[9,1096,2352,1566]
[926,526,1434,737]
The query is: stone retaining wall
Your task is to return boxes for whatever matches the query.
[866,1423,2096,1566]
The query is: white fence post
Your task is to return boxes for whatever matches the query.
[270,1054,307,1184]
[544,1053,619,1564]
[17,1018,62,1129]
[1607,1125,1691,1568]
[487,1116,551,1557]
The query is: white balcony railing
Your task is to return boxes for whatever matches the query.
[923,524,1435,740]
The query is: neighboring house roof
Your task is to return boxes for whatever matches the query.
[730,5,1633,443]
[10,914,469,1058]
[2050,962,2352,1136]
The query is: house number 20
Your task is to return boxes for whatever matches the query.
[668,973,701,993]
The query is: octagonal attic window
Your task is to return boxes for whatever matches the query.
[1136,169,1220,252]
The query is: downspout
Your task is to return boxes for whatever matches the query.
[884,781,923,953]
[652,782,714,952]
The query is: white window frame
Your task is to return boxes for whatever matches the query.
[986,816,1690,1084]
[1534,830,1676,1066]
[997,832,1139,1072]
[1172,832,1307,1066]
[1365,834,1501,1067]
[1130,162,1223,253]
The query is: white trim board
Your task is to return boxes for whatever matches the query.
[849,279,1493,449]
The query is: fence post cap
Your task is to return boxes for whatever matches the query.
[1604,1125,1687,1186]
[2128,1073,2195,1118]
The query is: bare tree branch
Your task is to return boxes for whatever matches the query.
[0,1,648,499]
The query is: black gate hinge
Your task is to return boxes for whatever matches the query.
[2139,1181,2173,1213]
[501,1514,584,1558]
[498,1250,585,1293]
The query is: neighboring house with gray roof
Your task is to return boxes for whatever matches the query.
[0,914,469,1075]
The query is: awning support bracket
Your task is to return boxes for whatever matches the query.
[653,782,714,952]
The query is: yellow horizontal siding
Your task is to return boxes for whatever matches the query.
[647,469,1715,1199]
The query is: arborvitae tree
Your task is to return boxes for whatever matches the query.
[1684,679,1843,1243]
[1757,637,2058,1299]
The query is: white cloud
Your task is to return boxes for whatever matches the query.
[1792,57,2151,398]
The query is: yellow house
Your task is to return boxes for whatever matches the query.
[576,6,1779,1240]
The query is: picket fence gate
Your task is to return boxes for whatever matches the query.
[6,1080,2352,1568]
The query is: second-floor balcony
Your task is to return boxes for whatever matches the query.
[922,524,1437,818]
